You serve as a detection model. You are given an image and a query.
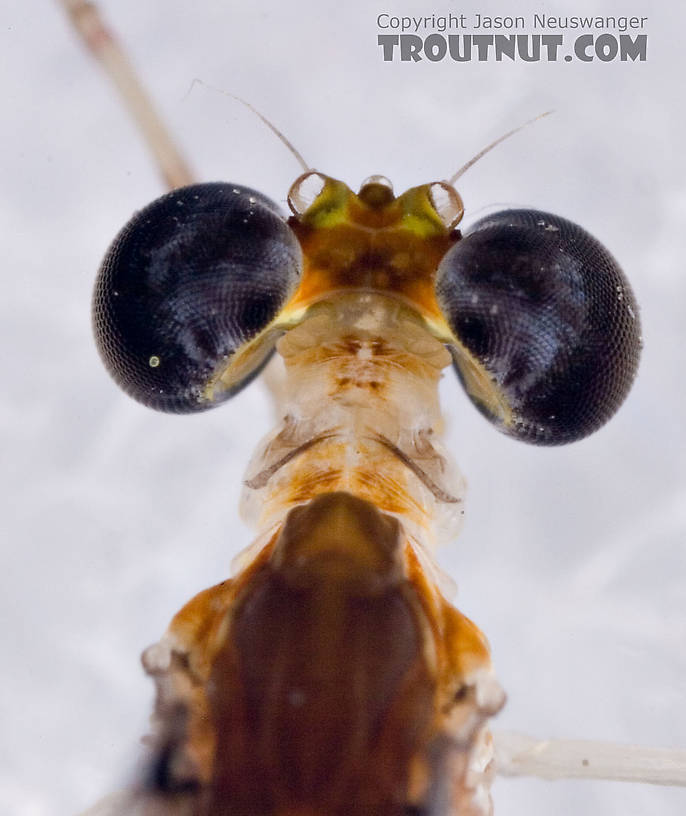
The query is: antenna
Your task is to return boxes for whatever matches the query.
[446,111,553,187]
[187,79,310,174]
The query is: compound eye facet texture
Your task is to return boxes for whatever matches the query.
[436,209,641,445]
[93,183,302,412]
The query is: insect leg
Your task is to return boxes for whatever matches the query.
[57,0,194,189]
[494,731,686,786]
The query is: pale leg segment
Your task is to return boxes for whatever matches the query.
[57,0,195,190]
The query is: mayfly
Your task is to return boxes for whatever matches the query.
[60,2,685,814]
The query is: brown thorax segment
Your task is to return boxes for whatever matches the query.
[142,493,503,815]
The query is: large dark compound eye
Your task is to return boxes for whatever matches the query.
[436,209,641,445]
[93,183,302,413]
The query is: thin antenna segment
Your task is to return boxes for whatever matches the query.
[59,0,195,190]
[189,79,310,174]
[446,111,553,187]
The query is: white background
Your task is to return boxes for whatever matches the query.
[3,1,685,814]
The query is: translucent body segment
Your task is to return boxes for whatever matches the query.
[241,293,466,554]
